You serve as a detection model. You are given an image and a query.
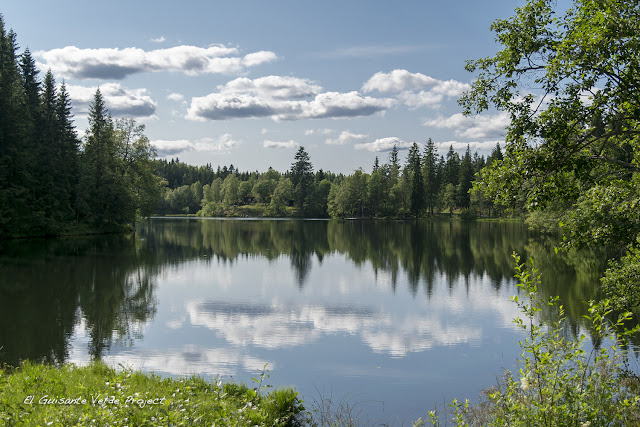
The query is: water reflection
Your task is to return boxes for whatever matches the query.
[0,218,611,382]
[0,236,158,365]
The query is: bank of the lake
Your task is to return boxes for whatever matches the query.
[0,362,304,426]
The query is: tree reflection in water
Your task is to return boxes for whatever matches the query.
[0,217,612,367]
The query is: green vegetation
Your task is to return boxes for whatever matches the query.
[0,15,161,239]
[156,142,502,219]
[416,0,640,424]
[422,255,640,426]
[0,362,303,426]
[464,0,640,310]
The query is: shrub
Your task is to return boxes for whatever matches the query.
[423,253,640,426]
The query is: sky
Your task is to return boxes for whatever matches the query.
[3,0,533,174]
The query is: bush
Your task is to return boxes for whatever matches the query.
[423,253,640,426]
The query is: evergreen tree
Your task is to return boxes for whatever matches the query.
[388,145,400,182]
[290,146,314,215]
[422,138,439,215]
[407,142,424,217]
[78,89,132,226]
[368,159,385,217]
[444,145,460,186]
[457,145,474,209]
[0,18,32,236]
[19,48,40,125]
[55,82,80,221]
[486,142,503,167]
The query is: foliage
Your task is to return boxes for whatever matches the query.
[0,16,161,237]
[0,362,304,426]
[427,254,640,426]
[465,0,640,308]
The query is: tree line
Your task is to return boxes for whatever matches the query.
[155,142,504,218]
[0,15,160,238]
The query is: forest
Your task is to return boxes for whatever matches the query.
[154,142,504,219]
[0,15,160,238]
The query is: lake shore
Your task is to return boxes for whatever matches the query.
[0,361,304,426]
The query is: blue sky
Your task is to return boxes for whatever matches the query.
[4,1,530,173]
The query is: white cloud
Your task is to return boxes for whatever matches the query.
[151,133,240,157]
[325,130,368,145]
[305,128,334,136]
[424,112,510,139]
[397,90,444,108]
[36,45,278,80]
[67,83,157,118]
[150,36,166,43]
[219,76,322,100]
[242,51,278,67]
[432,79,471,97]
[362,69,439,93]
[264,140,300,149]
[187,89,394,121]
[362,70,470,109]
[261,128,269,135]
[167,92,185,102]
[354,137,413,152]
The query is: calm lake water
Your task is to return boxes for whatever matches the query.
[0,218,611,424]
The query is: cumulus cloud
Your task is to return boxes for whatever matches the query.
[354,137,413,152]
[242,51,278,67]
[325,130,368,145]
[424,112,510,139]
[67,83,157,118]
[151,133,240,157]
[187,89,394,121]
[362,69,439,93]
[150,36,166,43]
[167,92,185,102]
[219,76,322,100]
[264,140,300,149]
[362,70,471,109]
[36,45,278,80]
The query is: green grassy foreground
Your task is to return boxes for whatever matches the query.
[0,362,304,426]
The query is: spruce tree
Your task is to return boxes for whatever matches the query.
[78,89,129,227]
[457,145,474,209]
[290,146,313,215]
[0,18,32,236]
[407,142,424,217]
[56,82,80,222]
[422,138,439,215]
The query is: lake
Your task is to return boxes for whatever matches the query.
[0,217,609,424]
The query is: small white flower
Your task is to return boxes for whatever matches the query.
[520,377,530,391]
[581,422,591,427]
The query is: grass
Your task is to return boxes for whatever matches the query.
[0,361,304,426]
